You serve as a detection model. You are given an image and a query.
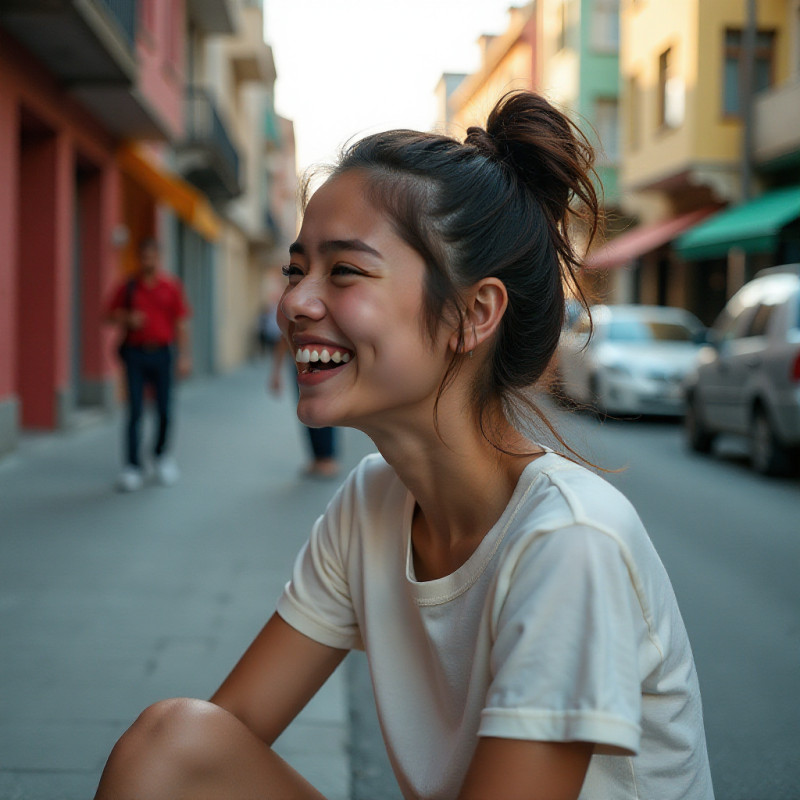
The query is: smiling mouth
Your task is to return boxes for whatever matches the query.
[294,346,354,374]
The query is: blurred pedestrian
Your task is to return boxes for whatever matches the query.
[269,336,340,479]
[105,237,191,492]
[95,92,713,799]
[256,302,282,358]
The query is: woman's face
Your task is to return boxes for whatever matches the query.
[278,171,454,434]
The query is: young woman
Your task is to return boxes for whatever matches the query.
[94,92,714,800]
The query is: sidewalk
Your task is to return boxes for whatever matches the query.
[0,361,376,800]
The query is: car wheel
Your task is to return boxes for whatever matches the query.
[750,408,794,476]
[685,394,715,453]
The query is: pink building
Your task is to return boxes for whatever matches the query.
[0,0,224,455]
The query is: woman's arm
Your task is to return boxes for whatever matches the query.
[211,612,348,746]
[458,737,594,800]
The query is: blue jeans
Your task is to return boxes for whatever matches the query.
[121,345,174,468]
[308,425,336,460]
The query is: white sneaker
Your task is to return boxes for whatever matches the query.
[117,466,144,492]
[155,455,180,487]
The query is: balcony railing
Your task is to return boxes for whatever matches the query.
[0,0,138,82]
[182,87,242,200]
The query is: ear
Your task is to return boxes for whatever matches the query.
[449,278,508,355]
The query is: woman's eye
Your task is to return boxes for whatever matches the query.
[331,264,362,278]
[281,264,304,282]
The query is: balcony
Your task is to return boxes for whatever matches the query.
[0,0,170,138]
[0,0,137,84]
[753,79,800,169]
[177,87,243,201]
[186,0,237,34]
[226,5,275,85]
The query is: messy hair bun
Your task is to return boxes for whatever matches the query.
[329,91,600,453]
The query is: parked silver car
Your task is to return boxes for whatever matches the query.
[556,304,706,417]
[683,265,800,475]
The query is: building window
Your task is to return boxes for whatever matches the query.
[628,75,642,150]
[594,98,619,163]
[657,47,684,129]
[591,0,620,52]
[723,29,776,116]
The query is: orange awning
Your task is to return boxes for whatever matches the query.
[583,207,719,270]
[117,143,221,241]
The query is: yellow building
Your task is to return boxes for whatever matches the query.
[588,0,799,322]
[448,5,537,136]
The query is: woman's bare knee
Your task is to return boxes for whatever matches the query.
[95,698,232,797]
[95,697,328,799]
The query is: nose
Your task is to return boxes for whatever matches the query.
[278,276,327,325]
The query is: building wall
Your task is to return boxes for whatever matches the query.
[620,0,694,194]
[136,0,186,139]
[621,0,789,198]
[449,6,537,134]
[694,0,790,164]
[451,41,535,132]
[197,4,285,373]
[216,227,251,369]
[578,0,621,202]
[538,0,581,108]
[0,32,122,445]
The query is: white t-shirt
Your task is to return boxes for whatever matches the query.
[277,452,714,800]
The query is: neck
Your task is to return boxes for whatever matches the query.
[364,397,541,578]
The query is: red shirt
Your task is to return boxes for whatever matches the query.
[108,273,190,346]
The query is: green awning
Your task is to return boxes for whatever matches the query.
[674,185,800,260]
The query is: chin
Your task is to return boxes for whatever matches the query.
[296,403,340,430]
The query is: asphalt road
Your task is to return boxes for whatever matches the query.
[549,404,800,800]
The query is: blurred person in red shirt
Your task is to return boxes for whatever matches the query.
[106,237,191,492]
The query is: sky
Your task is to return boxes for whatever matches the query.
[263,0,519,173]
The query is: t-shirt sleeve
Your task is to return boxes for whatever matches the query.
[480,525,643,755]
[276,479,362,651]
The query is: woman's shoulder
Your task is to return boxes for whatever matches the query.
[514,452,646,544]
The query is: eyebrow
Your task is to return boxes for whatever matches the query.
[289,239,383,259]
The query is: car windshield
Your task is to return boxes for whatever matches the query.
[606,319,695,342]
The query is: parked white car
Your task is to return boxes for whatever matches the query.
[556,304,707,417]
[683,264,800,475]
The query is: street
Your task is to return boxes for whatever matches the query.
[1,366,798,799]
[0,363,374,800]
[549,403,800,800]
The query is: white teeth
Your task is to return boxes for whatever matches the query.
[295,346,352,365]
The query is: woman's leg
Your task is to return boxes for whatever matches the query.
[305,426,339,478]
[94,698,328,800]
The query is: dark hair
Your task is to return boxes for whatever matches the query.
[316,91,600,455]
[139,236,159,253]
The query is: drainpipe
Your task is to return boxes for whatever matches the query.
[730,0,757,295]
[741,0,756,202]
